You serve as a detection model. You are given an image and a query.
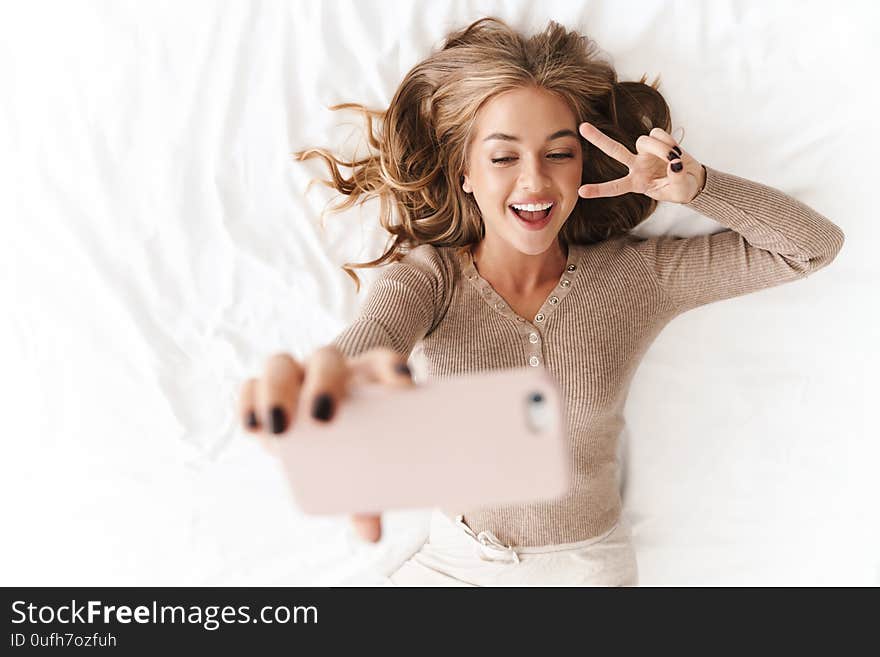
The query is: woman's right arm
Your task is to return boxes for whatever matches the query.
[238,245,452,542]
[331,244,453,359]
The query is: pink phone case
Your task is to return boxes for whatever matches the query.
[278,366,571,515]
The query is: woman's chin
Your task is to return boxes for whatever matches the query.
[508,230,561,256]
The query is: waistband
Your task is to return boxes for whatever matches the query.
[446,512,623,564]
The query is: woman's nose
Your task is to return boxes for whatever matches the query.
[518,155,551,191]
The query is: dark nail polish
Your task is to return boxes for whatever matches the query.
[270,406,287,434]
[312,394,334,422]
[671,161,683,172]
[395,363,412,378]
[667,151,677,161]
[247,411,258,428]
[672,145,682,156]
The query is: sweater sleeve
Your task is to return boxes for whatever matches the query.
[331,244,452,359]
[623,164,845,316]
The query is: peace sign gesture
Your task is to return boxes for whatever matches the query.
[577,122,706,204]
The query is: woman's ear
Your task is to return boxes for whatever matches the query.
[461,173,472,194]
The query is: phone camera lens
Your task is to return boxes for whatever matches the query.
[525,391,548,435]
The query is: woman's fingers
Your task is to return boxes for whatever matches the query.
[578,126,690,199]
[579,121,636,168]
[648,128,685,171]
[297,345,350,427]
[351,513,382,543]
[577,175,634,199]
[239,378,261,433]
[244,353,305,457]
[636,134,682,164]
[348,347,415,389]
[257,353,306,436]
[649,127,680,149]
[239,345,411,544]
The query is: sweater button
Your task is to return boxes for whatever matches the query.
[528,356,540,367]
[535,313,545,322]
[528,332,539,343]
[560,279,571,287]
[566,264,576,272]
[548,296,558,305]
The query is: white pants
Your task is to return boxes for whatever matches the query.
[384,509,639,587]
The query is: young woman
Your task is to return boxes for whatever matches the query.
[238,17,844,586]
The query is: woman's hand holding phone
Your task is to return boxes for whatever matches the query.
[237,345,415,543]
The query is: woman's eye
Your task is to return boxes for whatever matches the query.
[491,153,574,164]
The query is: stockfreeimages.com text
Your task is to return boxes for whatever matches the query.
[11,600,317,631]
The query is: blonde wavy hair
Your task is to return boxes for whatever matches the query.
[294,16,671,292]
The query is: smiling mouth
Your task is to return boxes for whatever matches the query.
[509,203,553,221]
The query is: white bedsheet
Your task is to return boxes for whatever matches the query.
[1,0,877,586]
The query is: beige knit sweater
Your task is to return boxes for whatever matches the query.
[331,165,845,547]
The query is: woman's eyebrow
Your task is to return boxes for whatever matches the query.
[483,129,578,142]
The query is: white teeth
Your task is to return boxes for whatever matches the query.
[511,202,553,212]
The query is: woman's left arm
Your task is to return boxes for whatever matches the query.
[578,123,846,316]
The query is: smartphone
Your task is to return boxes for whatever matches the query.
[278,366,571,515]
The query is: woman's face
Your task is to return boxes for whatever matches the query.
[462,86,583,256]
